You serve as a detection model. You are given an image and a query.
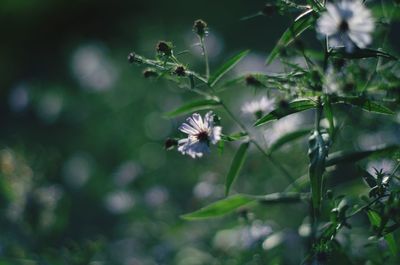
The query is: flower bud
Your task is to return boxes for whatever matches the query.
[278,99,289,109]
[173,65,186,77]
[128,52,142,64]
[245,74,262,87]
[156,41,173,56]
[164,138,178,150]
[193,19,208,38]
[143,68,158,78]
[262,4,276,16]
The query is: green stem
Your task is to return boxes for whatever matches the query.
[199,36,210,80]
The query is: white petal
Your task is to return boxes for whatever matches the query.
[210,126,222,144]
[179,123,198,135]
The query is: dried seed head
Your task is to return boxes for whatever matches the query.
[156,41,172,56]
[143,68,158,78]
[193,19,208,37]
[174,65,186,77]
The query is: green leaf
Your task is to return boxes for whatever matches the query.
[308,130,328,214]
[331,48,398,60]
[181,194,254,220]
[323,96,335,138]
[332,96,394,115]
[268,128,311,153]
[253,192,307,204]
[208,50,250,87]
[221,132,248,142]
[325,145,399,167]
[254,98,317,127]
[164,99,221,118]
[266,9,315,64]
[361,168,378,188]
[367,210,381,227]
[384,233,398,256]
[225,142,250,196]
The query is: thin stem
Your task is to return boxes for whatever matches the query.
[199,36,210,80]
[323,37,330,73]
[219,101,300,190]
[345,194,389,220]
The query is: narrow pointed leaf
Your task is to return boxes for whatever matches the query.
[208,50,250,87]
[266,9,315,64]
[253,192,307,204]
[325,145,399,167]
[225,142,250,196]
[331,48,398,60]
[181,194,254,220]
[384,233,398,256]
[308,130,328,214]
[254,98,317,126]
[268,128,311,153]
[332,96,394,115]
[361,168,378,188]
[367,210,381,227]
[164,99,221,118]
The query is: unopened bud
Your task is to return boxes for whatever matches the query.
[165,138,178,150]
[193,19,208,37]
[279,99,290,109]
[173,65,186,77]
[156,41,173,56]
[128,52,142,64]
[143,68,158,78]
[245,74,262,87]
[262,4,276,16]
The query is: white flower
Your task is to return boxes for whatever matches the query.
[177,111,222,158]
[241,96,275,116]
[317,0,374,52]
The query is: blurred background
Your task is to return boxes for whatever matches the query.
[1,0,399,264]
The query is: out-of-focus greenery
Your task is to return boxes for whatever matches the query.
[1,0,400,264]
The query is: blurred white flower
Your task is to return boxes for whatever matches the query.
[317,0,374,52]
[144,186,169,207]
[177,111,222,158]
[105,190,135,214]
[8,84,29,112]
[37,92,63,123]
[62,153,92,188]
[185,31,224,60]
[367,159,395,176]
[113,161,141,186]
[71,44,118,91]
[241,96,275,116]
[264,113,305,146]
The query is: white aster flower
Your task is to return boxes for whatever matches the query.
[241,96,275,117]
[317,0,374,52]
[177,111,222,158]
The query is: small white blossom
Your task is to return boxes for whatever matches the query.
[241,96,275,116]
[317,0,374,52]
[177,111,222,158]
